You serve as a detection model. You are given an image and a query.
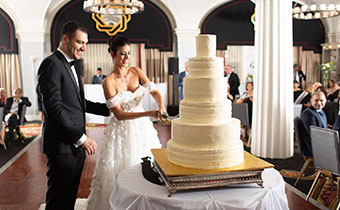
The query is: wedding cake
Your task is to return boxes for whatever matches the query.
[167,34,244,169]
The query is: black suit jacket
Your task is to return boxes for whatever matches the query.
[294,70,306,88]
[328,89,340,102]
[3,96,31,123]
[300,106,327,157]
[226,72,240,99]
[38,50,109,154]
[91,74,107,84]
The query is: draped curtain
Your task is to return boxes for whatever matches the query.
[0,54,22,96]
[83,43,173,104]
[298,48,321,86]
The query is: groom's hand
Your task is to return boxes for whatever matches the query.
[82,137,98,155]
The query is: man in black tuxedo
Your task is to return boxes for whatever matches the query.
[293,64,306,89]
[300,91,327,157]
[38,21,109,210]
[224,65,240,101]
[3,88,31,140]
[91,67,107,84]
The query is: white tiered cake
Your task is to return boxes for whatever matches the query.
[167,34,244,169]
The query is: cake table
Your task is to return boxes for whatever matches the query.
[152,149,274,197]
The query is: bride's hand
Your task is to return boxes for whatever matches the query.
[149,110,160,119]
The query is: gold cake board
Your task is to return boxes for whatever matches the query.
[151,149,274,197]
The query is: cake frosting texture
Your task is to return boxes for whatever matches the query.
[167,34,244,169]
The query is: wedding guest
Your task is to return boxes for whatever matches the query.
[237,82,253,138]
[317,86,338,127]
[91,67,107,84]
[293,64,306,89]
[227,83,234,101]
[327,79,336,96]
[312,82,322,94]
[3,88,31,141]
[295,83,312,111]
[300,91,327,157]
[293,80,303,101]
[0,88,7,107]
[328,81,340,102]
[224,65,240,100]
[177,62,189,100]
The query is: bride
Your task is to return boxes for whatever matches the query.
[86,35,166,210]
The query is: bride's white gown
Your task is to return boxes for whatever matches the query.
[86,82,162,210]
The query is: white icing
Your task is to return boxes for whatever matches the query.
[179,100,231,124]
[196,35,216,57]
[183,77,228,101]
[167,34,244,169]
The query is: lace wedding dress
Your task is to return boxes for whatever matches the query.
[86,82,162,210]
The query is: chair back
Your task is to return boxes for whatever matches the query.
[0,107,3,130]
[232,103,249,127]
[294,116,304,155]
[19,105,27,125]
[310,126,340,176]
[294,104,302,118]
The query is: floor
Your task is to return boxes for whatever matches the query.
[0,124,322,210]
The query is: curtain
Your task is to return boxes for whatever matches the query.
[299,48,321,86]
[82,43,173,104]
[0,54,22,96]
[225,46,243,78]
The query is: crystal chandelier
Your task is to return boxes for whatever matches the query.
[292,1,340,20]
[83,0,144,15]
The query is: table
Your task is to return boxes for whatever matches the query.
[110,165,289,210]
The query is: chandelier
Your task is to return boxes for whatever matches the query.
[292,1,340,20]
[83,0,144,15]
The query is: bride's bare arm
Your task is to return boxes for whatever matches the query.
[136,67,167,113]
[102,76,160,120]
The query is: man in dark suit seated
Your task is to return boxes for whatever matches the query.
[295,83,312,111]
[300,91,327,157]
[3,88,31,140]
[91,67,107,84]
[224,65,240,101]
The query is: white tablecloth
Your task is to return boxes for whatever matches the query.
[110,165,289,210]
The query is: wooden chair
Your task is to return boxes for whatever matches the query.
[306,126,340,210]
[232,103,251,147]
[293,116,314,186]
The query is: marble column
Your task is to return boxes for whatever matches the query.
[251,0,294,158]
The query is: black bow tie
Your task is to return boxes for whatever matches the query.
[69,61,75,67]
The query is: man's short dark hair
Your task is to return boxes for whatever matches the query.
[293,64,299,69]
[60,21,88,40]
[97,67,102,71]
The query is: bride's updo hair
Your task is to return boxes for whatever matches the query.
[107,35,131,55]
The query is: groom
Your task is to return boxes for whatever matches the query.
[38,21,109,210]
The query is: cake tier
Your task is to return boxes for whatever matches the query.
[171,118,240,147]
[179,99,231,124]
[183,77,228,101]
[167,139,244,169]
[196,35,216,57]
[188,57,224,78]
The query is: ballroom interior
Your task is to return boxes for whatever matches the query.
[1,0,340,209]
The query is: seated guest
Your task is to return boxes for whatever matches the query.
[312,82,322,94]
[91,67,107,84]
[327,79,336,96]
[295,83,312,111]
[227,83,234,102]
[328,81,340,102]
[300,91,327,157]
[237,82,253,138]
[3,88,31,140]
[0,88,7,107]
[293,80,303,102]
[316,86,338,127]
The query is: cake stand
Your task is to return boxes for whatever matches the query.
[151,149,274,197]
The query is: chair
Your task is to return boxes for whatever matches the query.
[294,104,302,118]
[293,116,314,186]
[306,126,340,209]
[232,103,251,147]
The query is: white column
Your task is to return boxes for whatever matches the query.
[174,28,200,73]
[17,31,45,121]
[251,0,294,158]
